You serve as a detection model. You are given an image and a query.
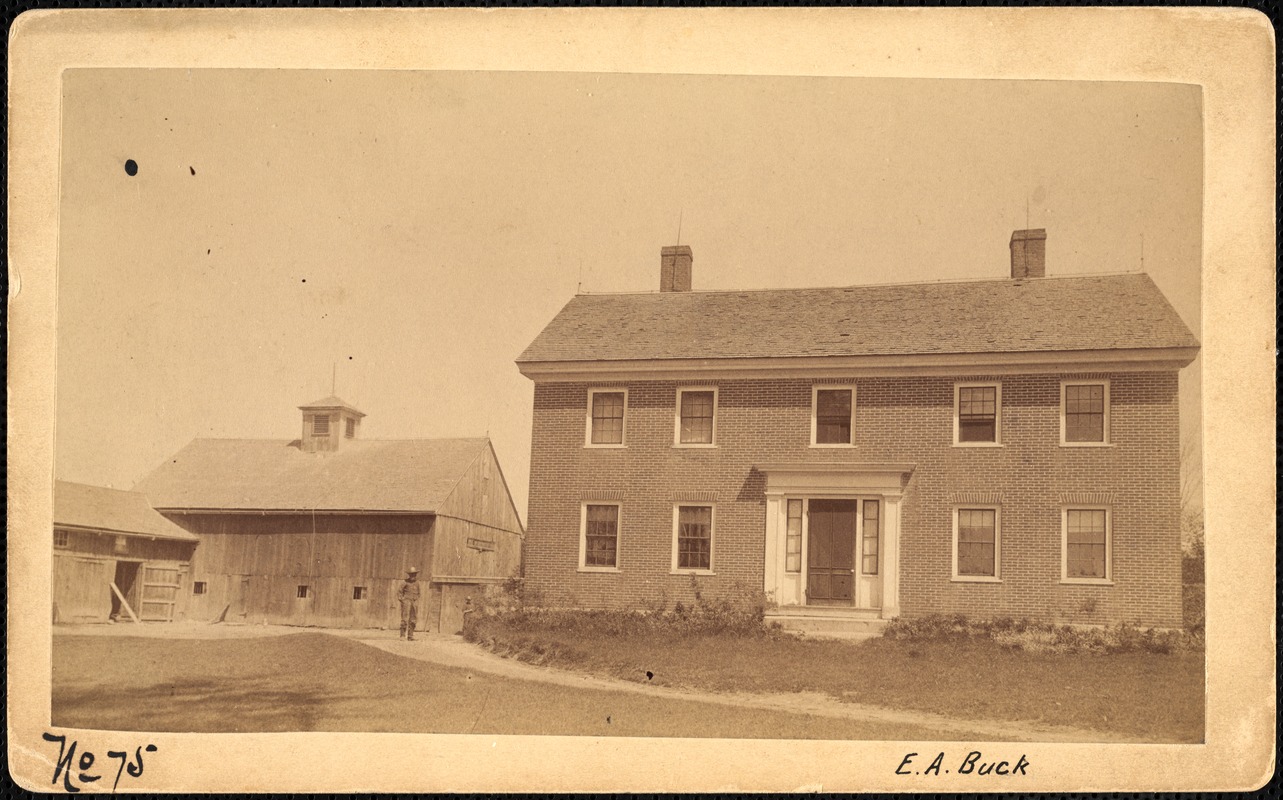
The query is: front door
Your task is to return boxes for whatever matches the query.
[807,499,857,604]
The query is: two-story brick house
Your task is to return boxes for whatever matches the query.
[516,231,1199,629]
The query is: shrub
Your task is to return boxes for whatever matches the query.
[882,612,1200,655]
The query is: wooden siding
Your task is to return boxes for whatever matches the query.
[52,527,196,623]
[170,513,435,629]
[432,441,523,583]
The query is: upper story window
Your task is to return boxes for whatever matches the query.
[675,388,717,446]
[580,503,621,570]
[953,507,1000,581]
[312,414,331,437]
[586,390,627,447]
[1062,507,1112,583]
[672,504,714,573]
[345,417,356,439]
[54,529,70,549]
[954,382,1002,446]
[1062,380,1110,445]
[812,386,855,446]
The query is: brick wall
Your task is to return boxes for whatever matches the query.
[524,372,1183,626]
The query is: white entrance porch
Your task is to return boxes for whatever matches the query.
[759,462,914,620]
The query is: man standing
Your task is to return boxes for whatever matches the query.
[398,567,421,641]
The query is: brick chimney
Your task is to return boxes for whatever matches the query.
[1009,229,1047,279]
[660,245,693,292]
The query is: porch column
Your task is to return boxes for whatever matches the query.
[762,495,781,601]
[880,493,903,619]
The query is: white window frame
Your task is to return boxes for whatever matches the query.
[673,386,719,448]
[671,503,716,575]
[1060,379,1112,447]
[1061,505,1113,585]
[579,501,623,573]
[951,505,1002,582]
[585,388,628,449]
[953,381,1003,447]
[811,385,857,447]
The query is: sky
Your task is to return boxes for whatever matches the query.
[56,70,1203,518]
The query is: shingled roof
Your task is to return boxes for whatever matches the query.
[134,437,490,512]
[517,273,1198,364]
[54,480,198,541]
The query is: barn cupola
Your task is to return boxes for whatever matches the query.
[298,396,365,453]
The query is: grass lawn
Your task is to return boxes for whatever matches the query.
[466,626,1205,743]
[53,633,993,740]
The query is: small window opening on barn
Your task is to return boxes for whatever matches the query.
[114,535,128,554]
[54,529,70,549]
[296,584,310,599]
[193,581,207,595]
[345,417,356,439]
[313,414,330,437]
[353,586,368,600]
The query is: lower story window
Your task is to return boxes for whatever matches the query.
[862,500,880,575]
[785,500,803,573]
[1064,508,1111,581]
[675,505,713,572]
[193,581,207,595]
[353,586,368,600]
[582,504,620,569]
[955,508,999,579]
[296,585,310,599]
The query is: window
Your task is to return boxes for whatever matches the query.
[1063,508,1111,582]
[345,417,356,438]
[353,586,368,600]
[673,505,714,572]
[955,383,1001,445]
[1062,380,1110,445]
[296,585,310,599]
[54,529,69,549]
[862,500,880,575]
[953,507,1000,580]
[586,390,627,446]
[114,535,128,554]
[785,500,803,573]
[581,503,620,570]
[313,414,330,436]
[675,388,717,446]
[812,386,855,446]
[193,581,207,595]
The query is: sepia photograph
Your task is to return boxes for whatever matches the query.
[50,67,1205,743]
[8,8,1274,794]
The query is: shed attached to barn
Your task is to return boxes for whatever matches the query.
[53,480,200,624]
[134,396,524,634]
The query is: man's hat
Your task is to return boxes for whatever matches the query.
[407,567,419,575]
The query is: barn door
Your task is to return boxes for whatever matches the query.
[139,564,181,621]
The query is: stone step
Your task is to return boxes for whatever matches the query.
[766,611,889,638]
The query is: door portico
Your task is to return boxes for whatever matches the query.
[760,462,913,619]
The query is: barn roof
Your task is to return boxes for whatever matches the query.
[134,437,490,513]
[54,480,198,541]
[516,273,1198,364]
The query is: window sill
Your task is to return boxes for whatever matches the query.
[951,576,1002,583]
[672,443,717,449]
[1060,578,1114,586]
[584,444,627,450]
[1059,441,1114,448]
[578,567,622,574]
[670,570,716,576]
[810,443,856,449]
[953,442,1003,448]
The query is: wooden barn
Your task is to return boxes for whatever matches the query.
[134,396,524,634]
[53,480,199,624]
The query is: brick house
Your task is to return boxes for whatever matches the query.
[515,231,1199,629]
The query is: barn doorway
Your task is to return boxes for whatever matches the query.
[110,560,142,620]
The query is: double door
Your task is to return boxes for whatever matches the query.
[805,498,880,606]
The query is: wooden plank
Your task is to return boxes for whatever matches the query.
[109,581,141,624]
